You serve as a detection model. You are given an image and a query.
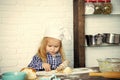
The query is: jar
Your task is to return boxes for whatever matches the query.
[85,2,95,14]
[94,2,103,14]
[102,2,112,14]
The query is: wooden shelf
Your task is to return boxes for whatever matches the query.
[84,14,120,16]
[73,0,120,68]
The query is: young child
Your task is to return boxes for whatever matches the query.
[28,26,71,71]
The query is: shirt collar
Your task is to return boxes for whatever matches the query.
[47,52,61,57]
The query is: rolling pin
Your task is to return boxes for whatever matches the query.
[89,72,120,79]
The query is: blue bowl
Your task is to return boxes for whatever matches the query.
[2,72,26,80]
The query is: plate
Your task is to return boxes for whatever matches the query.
[36,68,95,76]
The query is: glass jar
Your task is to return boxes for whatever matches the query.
[102,2,112,14]
[94,2,103,14]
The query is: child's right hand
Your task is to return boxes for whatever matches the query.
[42,63,51,71]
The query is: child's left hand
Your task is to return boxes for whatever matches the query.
[42,63,51,71]
[56,60,70,71]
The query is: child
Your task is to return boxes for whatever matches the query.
[28,26,71,71]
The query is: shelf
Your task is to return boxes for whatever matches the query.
[74,0,120,68]
[81,43,120,47]
[84,14,120,16]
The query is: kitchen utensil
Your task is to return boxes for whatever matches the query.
[2,72,26,80]
[97,58,120,72]
[89,72,120,78]
[114,34,120,44]
[94,33,103,45]
[36,68,94,76]
[119,34,120,43]
[85,35,96,46]
[103,33,114,43]
[103,33,120,44]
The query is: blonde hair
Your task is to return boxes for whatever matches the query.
[37,37,65,62]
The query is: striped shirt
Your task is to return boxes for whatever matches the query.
[28,52,62,71]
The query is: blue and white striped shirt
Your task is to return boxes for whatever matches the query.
[28,52,62,71]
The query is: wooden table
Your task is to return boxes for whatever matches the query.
[37,67,120,80]
[76,73,119,80]
[56,73,120,80]
[77,67,120,80]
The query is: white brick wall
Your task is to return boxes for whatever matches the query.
[1,0,119,73]
[0,0,73,73]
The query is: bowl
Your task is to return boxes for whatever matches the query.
[97,58,120,72]
[2,72,26,80]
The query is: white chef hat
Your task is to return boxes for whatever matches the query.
[44,26,71,41]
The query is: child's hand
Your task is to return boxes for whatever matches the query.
[42,63,51,71]
[56,60,70,71]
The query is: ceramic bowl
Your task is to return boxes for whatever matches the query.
[2,72,26,80]
[97,58,120,72]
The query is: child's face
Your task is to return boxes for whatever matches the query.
[46,37,61,55]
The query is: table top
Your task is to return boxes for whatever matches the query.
[0,67,120,80]
[38,73,120,80]
[37,67,120,80]
[78,67,120,80]
[76,73,119,80]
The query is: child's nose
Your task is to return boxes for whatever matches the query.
[51,47,55,51]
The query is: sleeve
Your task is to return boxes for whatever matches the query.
[28,55,44,71]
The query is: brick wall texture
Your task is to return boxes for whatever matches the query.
[0,0,73,73]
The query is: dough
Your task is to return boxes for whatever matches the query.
[21,67,37,80]
[63,67,72,74]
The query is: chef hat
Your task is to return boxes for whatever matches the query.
[44,26,71,41]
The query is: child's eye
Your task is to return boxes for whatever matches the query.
[48,45,52,47]
[54,46,58,48]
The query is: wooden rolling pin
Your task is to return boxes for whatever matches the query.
[89,72,120,79]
